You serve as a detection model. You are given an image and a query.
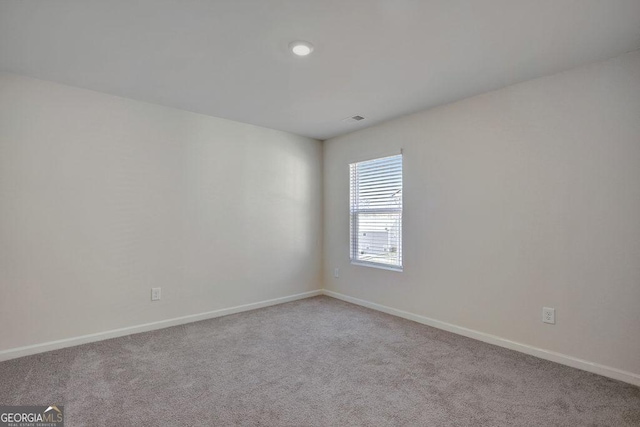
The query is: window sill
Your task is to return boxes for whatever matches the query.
[351,260,403,272]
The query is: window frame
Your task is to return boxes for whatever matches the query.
[349,154,403,272]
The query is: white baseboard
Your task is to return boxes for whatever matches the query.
[3,288,638,387]
[322,289,640,387]
[0,289,322,362]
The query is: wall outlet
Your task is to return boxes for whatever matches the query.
[334,267,339,278]
[542,307,555,324]
[151,287,161,301]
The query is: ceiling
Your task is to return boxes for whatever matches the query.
[1,1,640,140]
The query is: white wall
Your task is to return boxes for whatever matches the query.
[324,50,640,377]
[0,73,322,352]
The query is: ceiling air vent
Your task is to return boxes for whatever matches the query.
[342,115,365,124]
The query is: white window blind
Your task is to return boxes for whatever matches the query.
[350,154,403,270]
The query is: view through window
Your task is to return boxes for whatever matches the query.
[349,154,403,270]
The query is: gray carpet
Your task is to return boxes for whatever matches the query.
[0,296,638,426]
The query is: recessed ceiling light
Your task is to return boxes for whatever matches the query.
[289,41,314,57]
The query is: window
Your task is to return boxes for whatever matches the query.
[350,154,403,271]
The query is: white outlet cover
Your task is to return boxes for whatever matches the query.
[151,287,161,301]
[542,307,555,324]
[334,268,339,278]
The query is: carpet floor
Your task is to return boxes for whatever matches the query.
[0,296,639,426]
